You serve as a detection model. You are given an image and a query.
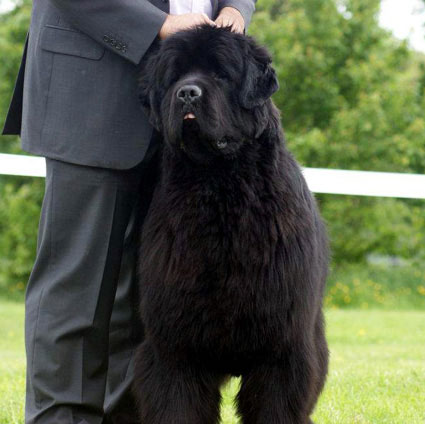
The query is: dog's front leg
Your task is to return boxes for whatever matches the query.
[133,341,225,424]
[236,341,324,424]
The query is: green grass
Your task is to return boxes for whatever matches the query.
[1,300,425,423]
[0,300,25,424]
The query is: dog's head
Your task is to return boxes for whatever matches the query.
[138,26,279,162]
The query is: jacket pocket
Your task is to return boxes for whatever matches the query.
[40,25,105,60]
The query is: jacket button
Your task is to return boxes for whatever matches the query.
[103,35,110,42]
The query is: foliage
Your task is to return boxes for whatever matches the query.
[0,0,43,294]
[325,263,425,309]
[0,0,31,154]
[249,0,425,264]
[2,301,425,423]
[0,177,43,297]
[1,0,425,292]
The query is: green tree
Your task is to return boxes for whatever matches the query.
[0,0,43,296]
[0,0,31,154]
[1,0,425,295]
[250,0,425,263]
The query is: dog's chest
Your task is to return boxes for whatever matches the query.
[170,175,284,267]
[156,176,288,321]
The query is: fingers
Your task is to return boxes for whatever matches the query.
[231,21,244,34]
[159,11,241,40]
[216,18,243,33]
[215,15,231,29]
[190,13,215,28]
[215,16,228,28]
[201,13,216,27]
[215,11,244,33]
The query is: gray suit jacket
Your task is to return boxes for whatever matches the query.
[2,0,256,169]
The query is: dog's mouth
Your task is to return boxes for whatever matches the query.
[180,104,198,137]
[183,112,196,120]
[182,112,201,136]
[179,109,230,152]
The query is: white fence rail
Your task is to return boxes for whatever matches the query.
[0,153,46,178]
[1,153,425,199]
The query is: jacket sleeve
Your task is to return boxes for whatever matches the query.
[49,0,167,65]
[218,0,256,27]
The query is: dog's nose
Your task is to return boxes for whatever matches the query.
[177,85,202,103]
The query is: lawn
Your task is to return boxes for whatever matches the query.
[1,299,424,424]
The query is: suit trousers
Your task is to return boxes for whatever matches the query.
[24,141,158,423]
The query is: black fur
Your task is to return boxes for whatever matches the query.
[133,26,329,424]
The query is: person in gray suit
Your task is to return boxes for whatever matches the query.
[2,0,256,423]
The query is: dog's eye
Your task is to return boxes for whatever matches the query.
[216,139,228,149]
[212,72,229,82]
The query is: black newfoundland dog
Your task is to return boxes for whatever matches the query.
[134,26,329,424]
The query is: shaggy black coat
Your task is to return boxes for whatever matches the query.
[133,26,329,424]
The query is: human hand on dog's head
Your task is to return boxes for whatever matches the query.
[159,13,216,39]
[215,7,245,34]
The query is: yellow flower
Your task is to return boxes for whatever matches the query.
[417,286,425,296]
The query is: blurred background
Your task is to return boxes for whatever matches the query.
[0,0,424,423]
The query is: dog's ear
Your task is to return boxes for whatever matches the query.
[137,46,162,130]
[137,50,155,110]
[239,42,279,109]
